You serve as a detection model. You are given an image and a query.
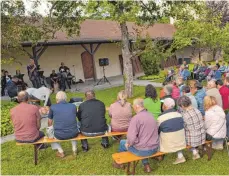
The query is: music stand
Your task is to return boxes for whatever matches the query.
[38,71,46,87]
[96,66,111,85]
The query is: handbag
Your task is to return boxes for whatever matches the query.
[206,118,226,140]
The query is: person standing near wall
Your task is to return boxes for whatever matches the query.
[27,59,40,88]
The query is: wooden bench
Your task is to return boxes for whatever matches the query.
[16,131,127,165]
[112,141,212,175]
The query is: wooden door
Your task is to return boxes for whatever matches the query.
[81,51,94,79]
[132,57,143,73]
[161,56,178,68]
[119,55,142,75]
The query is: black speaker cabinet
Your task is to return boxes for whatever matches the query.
[99,58,109,66]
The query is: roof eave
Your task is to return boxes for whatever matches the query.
[21,37,173,47]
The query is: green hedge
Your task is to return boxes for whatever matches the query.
[138,70,167,80]
[1,102,16,136]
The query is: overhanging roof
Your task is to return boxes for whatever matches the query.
[22,19,176,47]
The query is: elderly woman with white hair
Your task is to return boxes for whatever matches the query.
[204,96,226,150]
[48,91,79,158]
[157,98,186,164]
[206,80,223,107]
[160,84,174,112]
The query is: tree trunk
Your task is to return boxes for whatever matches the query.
[198,48,201,61]
[120,22,133,98]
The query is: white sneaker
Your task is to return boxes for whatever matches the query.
[73,149,77,157]
[212,143,224,150]
[173,157,186,165]
[193,153,200,160]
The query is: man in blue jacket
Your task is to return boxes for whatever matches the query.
[181,66,191,81]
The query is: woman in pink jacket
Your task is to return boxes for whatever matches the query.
[109,90,132,132]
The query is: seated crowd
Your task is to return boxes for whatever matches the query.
[10,70,229,174]
[193,61,229,82]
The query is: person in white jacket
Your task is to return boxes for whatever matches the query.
[26,86,52,106]
[204,96,226,150]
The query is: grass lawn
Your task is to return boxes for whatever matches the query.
[1,86,229,175]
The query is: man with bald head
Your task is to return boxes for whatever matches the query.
[113,98,159,173]
[206,80,223,107]
[10,91,45,143]
[78,90,109,152]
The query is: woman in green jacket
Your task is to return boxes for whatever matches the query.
[144,84,161,120]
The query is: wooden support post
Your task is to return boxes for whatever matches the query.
[37,46,48,60]
[131,161,137,175]
[32,46,38,66]
[90,44,96,82]
[31,45,48,66]
[93,43,101,54]
[81,44,91,54]
[207,142,213,161]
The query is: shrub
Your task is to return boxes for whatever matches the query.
[141,59,160,76]
[138,69,167,80]
[1,102,16,136]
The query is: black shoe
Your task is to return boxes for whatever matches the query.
[82,146,89,152]
[101,143,109,149]
[39,144,49,150]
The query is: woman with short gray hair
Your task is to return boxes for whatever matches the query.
[177,96,206,160]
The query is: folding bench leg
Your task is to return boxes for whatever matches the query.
[34,144,39,165]
[205,143,213,161]
[199,145,204,158]
[126,162,131,175]
[126,161,139,175]
[131,161,139,175]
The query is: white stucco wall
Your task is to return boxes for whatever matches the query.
[94,43,122,79]
[175,46,214,62]
[1,43,122,84]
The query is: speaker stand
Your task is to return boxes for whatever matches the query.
[96,66,111,85]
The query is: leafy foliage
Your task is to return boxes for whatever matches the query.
[1,102,16,136]
[171,2,229,60]
[1,0,55,63]
[137,36,172,76]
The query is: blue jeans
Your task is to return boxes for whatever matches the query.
[119,139,158,165]
[81,131,109,148]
